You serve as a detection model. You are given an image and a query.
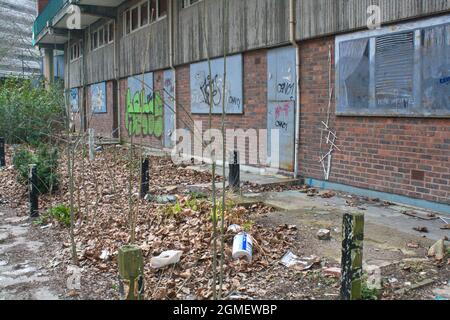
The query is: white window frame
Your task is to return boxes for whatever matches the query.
[70,40,83,62]
[182,0,202,9]
[123,0,167,37]
[91,21,115,52]
[335,14,450,117]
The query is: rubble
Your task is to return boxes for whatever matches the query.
[427,239,446,261]
[316,229,331,241]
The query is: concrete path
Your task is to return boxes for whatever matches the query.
[0,207,60,300]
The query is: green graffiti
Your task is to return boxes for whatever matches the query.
[125,88,163,138]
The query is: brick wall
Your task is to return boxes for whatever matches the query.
[298,37,450,204]
[87,81,115,139]
[37,0,49,14]
[176,49,268,165]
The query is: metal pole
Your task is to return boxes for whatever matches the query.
[0,137,5,167]
[228,150,240,192]
[140,157,149,199]
[29,164,39,218]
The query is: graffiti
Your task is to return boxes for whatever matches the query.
[199,73,222,107]
[90,82,106,113]
[70,88,79,112]
[190,54,243,114]
[125,74,163,138]
[275,103,290,119]
[275,121,288,131]
[277,82,295,99]
[440,76,450,85]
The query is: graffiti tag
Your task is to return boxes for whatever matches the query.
[125,88,163,137]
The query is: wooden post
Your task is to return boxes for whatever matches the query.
[0,137,5,168]
[340,212,364,300]
[228,150,240,192]
[29,164,39,218]
[88,128,95,161]
[118,245,144,300]
[140,157,149,199]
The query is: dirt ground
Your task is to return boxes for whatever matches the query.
[0,145,449,300]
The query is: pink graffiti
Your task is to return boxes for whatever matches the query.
[275,103,290,119]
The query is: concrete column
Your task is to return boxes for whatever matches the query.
[43,48,54,87]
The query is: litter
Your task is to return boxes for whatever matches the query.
[150,250,183,269]
[99,249,110,261]
[227,224,243,234]
[280,251,320,270]
[232,232,253,262]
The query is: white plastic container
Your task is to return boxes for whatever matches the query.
[150,250,183,269]
[232,232,253,262]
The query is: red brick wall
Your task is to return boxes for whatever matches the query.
[298,37,450,204]
[87,81,115,139]
[37,0,49,14]
[176,49,268,165]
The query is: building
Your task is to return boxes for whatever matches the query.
[0,0,41,77]
[32,0,450,214]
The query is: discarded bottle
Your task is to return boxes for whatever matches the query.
[232,232,253,262]
[150,250,183,269]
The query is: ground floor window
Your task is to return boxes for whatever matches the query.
[336,15,450,117]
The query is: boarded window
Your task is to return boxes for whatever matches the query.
[336,18,450,117]
[422,24,450,114]
[337,38,370,111]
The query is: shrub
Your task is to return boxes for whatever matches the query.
[34,204,73,228]
[12,144,59,194]
[0,77,65,146]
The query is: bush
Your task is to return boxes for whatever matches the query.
[12,144,59,194]
[34,204,73,228]
[0,77,65,146]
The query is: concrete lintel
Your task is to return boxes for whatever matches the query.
[78,5,117,19]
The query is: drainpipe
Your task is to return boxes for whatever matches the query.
[290,0,301,179]
[114,16,121,140]
[169,0,177,149]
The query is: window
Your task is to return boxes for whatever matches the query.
[336,16,450,117]
[140,1,148,26]
[182,0,201,9]
[125,9,131,34]
[123,1,168,36]
[131,6,139,31]
[91,22,114,51]
[108,22,114,43]
[98,27,104,47]
[70,40,82,62]
[158,0,167,18]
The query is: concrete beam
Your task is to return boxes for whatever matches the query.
[78,5,117,19]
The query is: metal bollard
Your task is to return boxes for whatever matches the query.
[0,137,5,168]
[29,164,39,218]
[140,157,149,199]
[228,150,240,192]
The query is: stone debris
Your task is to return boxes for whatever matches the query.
[427,239,446,261]
[316,229,331,241]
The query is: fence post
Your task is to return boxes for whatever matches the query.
[228,150,240,192]
[0,137,5,168]
[29,164,39,218]
[140,157,149,199]
[340,212,364,300]
[118,245,144,300]
[88,128,95,161]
